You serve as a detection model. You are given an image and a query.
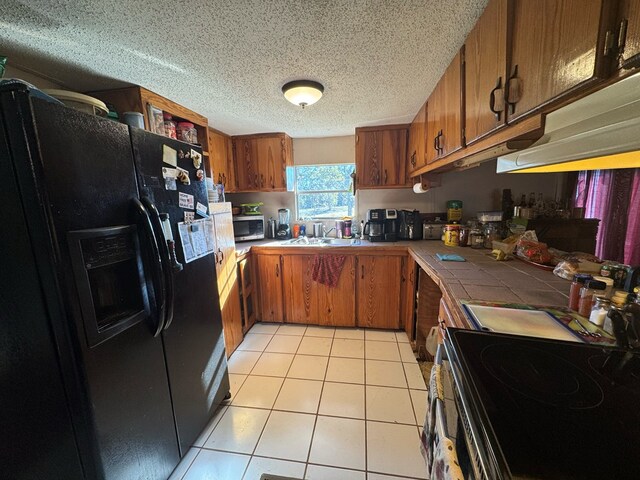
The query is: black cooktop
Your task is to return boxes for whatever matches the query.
[447,329,640,480]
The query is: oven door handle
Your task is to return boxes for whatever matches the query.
[141,197,175,331]
[132,198,166,336]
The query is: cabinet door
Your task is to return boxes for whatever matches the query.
[213,211,236,281]
[618,0,640,70]
[425,80,442,164]
[465,0,507,144]
[356,130,382,187]
[408,101,427,174]
[282,255,356,326]
[441,50,464,157]
[507,0,606,122]
[256,254,284,322]
[282,255,316,324]
[256,136,287,191]
[219,270,243,356]
[212,212,243,355]
[357,256,402,329]
[208,129,236,192]
[381,128,409,186]
[234,137,259,191]
[224,135,237,192]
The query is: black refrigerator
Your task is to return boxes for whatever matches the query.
[0,84,230,480]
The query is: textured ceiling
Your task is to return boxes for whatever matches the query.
[1,0,488,137]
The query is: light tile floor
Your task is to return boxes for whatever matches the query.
[171,324,428,480]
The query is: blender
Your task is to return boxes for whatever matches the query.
[276,208,291,240]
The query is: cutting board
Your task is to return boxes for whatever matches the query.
[464,305,582,343]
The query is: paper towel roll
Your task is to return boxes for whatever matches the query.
[413,182,429,194]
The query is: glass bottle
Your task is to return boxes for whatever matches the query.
[569,274,592,311]
[578,280,607,317]
[589,296,610,327]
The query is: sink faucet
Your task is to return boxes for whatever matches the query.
[322,225,335,238]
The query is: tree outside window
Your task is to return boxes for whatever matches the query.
[295,164,355,219]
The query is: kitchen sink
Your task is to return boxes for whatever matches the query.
[283,237,359,246]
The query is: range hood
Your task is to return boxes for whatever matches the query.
[496,72,640,173]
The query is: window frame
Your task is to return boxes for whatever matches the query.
[294,163,355,220]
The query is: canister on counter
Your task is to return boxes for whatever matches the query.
[344,220,352,238]
[459,225,470,247]
[469,229,485,249]
[293,224,300,238]
[446,200,463,223]
[443,224,460,246]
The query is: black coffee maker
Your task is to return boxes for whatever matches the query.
[398,209,423,240]
[364,209,398,242]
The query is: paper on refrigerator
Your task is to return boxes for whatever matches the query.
[177,217,216,263]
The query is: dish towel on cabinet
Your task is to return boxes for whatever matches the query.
[311,254,347,288]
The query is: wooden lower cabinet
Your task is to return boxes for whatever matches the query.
[356,255,403,329]
[218,269,243,356]
[237,253,257,333]
[282,255,356,327]
[256,254,284,322]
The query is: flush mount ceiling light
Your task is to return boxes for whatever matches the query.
[282,80,324,108]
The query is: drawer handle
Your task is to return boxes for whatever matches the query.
[506,64,521,114]
[489,76,504,120]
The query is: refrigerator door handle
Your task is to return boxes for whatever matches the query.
[132,198,166,336]
[141,197,176,331]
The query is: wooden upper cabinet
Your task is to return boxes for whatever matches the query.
[256,254,284,322]
[281,255,356,327]
[407,101,427,174]
[506,0,609,123]
[232,133,292,192]
[208,128,237,192]
[425,79,442,164]
[441,50,464,156]
[617,0,640,70]
[465,0,508,144]
[234,137,259,191]
[355,125,410,189]
[356,255,402,329]
[426,50,464,164]
[255,135,288,190]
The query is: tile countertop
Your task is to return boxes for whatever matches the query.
[233,238,572,327]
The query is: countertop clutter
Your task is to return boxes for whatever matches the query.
[236,238,572,324]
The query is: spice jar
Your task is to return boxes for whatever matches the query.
[459,225,470,247]
[578,279,607,317]
[176,122,197,143]
[163,113,177,139]
[589,296,610,327]
[483,223,500,249]
[569,274,592,311]
[469,229,485,249]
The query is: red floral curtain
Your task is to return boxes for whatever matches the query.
[573,169,640,264]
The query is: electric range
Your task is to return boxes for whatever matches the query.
[443,328,640,479]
